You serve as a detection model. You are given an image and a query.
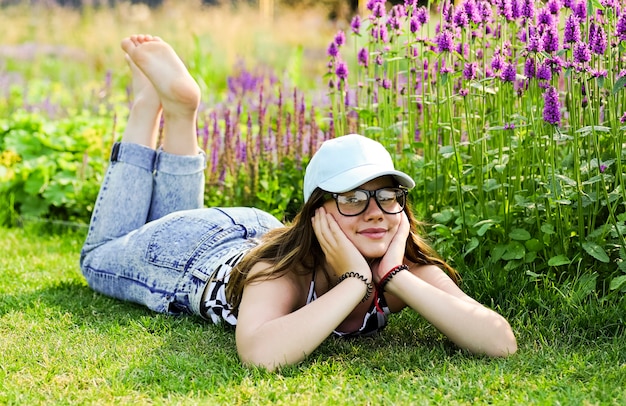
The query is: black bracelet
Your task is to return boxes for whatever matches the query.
[336,271,374,302]
[378,264,409,292]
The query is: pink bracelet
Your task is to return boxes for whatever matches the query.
[378,264,409,292]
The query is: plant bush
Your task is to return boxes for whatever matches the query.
[325,0,626,295]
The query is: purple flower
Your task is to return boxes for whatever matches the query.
[573,0,587,19]
[335,61,348,80]
[564,15,581,43]
[524,58,536,78]
[351,15,361,35]
[463,62,478,80]
[334,31,346,47]
[501,62,517,82]
[536,62,552,80]
[453,8,469,27]
[573,41,591,63]
[327,41,339,58]
[591,25,607,55]
[537,8,554,26]
[358,47,369,67]
[599,164,607,173]
[620,112,626,123]
[547,0,561,14]
[381,78,392,89]
[504,122,515,130]
[617,10,626,41]
[521,0,535,19]
[543,86,561,125]
[416,6,429,25]
[491,53,504,71]
[541,26,560,53]
[527,28,542,52]
[409,15,419,33]
[459,88,469,97]
[436,30,454,53]
[499,0,514,21]
[372,2,386,18]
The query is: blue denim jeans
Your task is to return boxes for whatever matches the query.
[80,142,283,319]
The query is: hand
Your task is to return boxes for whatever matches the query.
[312,207,372,282]
[373,211,410,284]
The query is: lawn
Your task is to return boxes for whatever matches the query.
[1,225,625,405]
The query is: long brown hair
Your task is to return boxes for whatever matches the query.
[225,187,459,314]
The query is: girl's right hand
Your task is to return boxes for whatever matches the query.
[312,207,372,282]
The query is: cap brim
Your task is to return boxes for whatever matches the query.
[317,165,415,194]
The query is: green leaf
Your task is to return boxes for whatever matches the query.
[582,242,610,263]
[502,241,525,260]
[609,275,626,291]
[612,75,626,95]
[509,228,531,241]
[541,223,555,235]
[548,255,570,266]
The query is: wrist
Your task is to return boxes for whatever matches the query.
[336,271,374,302]
[377,264,410,292]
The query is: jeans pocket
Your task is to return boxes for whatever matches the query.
[145,215,222,271]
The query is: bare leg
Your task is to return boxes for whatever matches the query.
[121,34,201,156]
[122,54,162,149]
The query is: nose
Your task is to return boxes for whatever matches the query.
[363,195,384,219]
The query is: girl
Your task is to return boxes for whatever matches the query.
[80,34,517,371]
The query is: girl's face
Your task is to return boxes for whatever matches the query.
[322,176,402,260]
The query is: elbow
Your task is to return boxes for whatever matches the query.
[236,337,301,372]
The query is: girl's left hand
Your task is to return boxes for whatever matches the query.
[373,211,410,284]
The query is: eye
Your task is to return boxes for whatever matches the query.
[338,191,367,205]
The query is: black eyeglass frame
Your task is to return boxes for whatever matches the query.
[326,187,409,217]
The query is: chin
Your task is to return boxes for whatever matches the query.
[359,245,388,260]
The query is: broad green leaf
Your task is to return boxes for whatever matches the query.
[548,255,570,266]
[582,242,610,263]
[509,228,531,241]
[502,242,525,260]
[609,275,626,291]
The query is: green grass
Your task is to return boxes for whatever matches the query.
[1,226,625,405]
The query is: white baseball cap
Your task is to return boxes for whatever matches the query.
[303,134,415,202]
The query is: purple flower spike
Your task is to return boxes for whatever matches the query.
[573,0,587,19]
[334,31,346,47]
[564,15,581,43]
[543,86,561,125]
[617,10,626,41]
[573,41,591,63]
[335,61,349,80]
[327,41,339,58]
[592,25,607,55]
[358,47,369,67]
[541,26,560,53]
[501,62,517,82]
[463,62,478,80]
[436,30,454,53]
[537,63,552,81]
[524,58,536,78]
[351,15,361,35]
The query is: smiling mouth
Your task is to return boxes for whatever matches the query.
[359,229,387,239]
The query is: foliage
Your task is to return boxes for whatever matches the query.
[326,0,626,296]
[0,111,112,226]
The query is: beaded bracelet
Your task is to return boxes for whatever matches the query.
[378,264,409,292]
[336,271,374,302]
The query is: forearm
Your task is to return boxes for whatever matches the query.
[236,278,367,370]
[385,270,517,357]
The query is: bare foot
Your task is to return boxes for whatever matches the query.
[126,53,161,113]
[121,34,200,118]
[120,53,163,148]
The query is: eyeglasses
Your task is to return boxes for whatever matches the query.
[327,187,408,216]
